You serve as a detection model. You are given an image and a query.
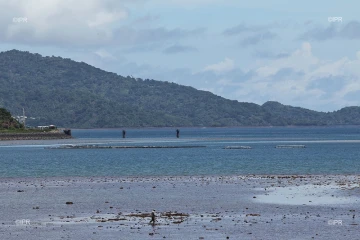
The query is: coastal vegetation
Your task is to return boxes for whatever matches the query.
[0,107,72,140]
[1,50,360,128]
[0,108,23,130]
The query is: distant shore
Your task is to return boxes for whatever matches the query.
[0,131,72,141]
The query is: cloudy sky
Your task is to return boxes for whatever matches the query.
[1,0,359,112]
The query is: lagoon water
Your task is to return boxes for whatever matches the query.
[1,127,360,177]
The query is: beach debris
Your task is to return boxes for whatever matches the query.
[127,213,151,218]
[173,221,183,224]
[246,214,261,217]
[110,211,191,225]
[33,206,40,209]
[161,212,189,218]
[106,218,127,221]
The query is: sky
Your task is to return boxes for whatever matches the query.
[0,0,359,112]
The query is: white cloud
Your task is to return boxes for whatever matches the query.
[256,42,318,77]
[0,0,134,46]
[93,40,358,111]
[202,58,235,74]
[155,0,227,7]
[88,10,127,27]
[237,42,360,110]
[0,0,206,47]
[94,49,116,60]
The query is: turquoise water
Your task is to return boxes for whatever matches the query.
[1,127,360,177]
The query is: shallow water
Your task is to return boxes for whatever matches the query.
[254,184,360,205]
[1,127,360,177]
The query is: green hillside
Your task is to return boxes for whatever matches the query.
[0,108,23,129]
[261,101,330,126]
[0,50,359,128]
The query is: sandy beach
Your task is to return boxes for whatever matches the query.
[0,175,359,239]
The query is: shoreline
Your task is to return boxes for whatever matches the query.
[0,131,72,141]
[0,174,359,181]
[1,174,359,239]
[0,173,359,180]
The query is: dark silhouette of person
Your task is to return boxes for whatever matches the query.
[122,130,126,138]
[150,210,156,225]
[176,129,180,138]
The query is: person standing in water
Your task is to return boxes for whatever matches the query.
[176,129,180,138]
[122,129,126,138]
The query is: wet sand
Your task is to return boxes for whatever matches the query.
[0,175,359,239]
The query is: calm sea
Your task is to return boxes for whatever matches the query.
[1,127,360,177]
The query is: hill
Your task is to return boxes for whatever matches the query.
[262,101,360,125]
[0,50,359,128]
[261,101,330,126]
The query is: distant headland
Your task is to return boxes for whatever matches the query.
[1,50,360,128]
[0,107,72,141]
